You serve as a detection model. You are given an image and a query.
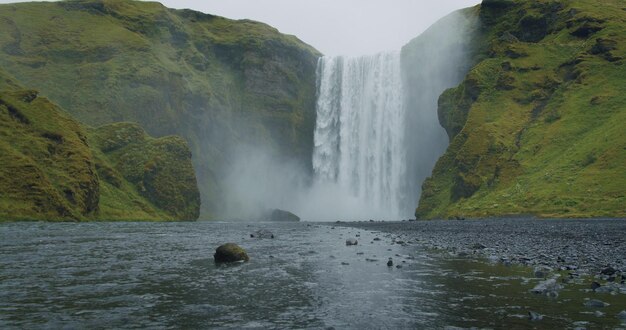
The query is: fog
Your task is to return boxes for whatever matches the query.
[218,143,391,221]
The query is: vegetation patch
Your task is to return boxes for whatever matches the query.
[415,0,626,219]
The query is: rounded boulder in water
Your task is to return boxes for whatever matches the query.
[214,243,250,263]
[346,239,358,246]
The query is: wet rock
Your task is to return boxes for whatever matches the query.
[528,311,543,321]
[595,283,620,294]
[584,299,609,308]
[601,266,616,276]
[530,278,562,297]
[618,310,626,320]
[534,266,552,278]
[471,243,486,250]
[341,262,350,266]
[591,281,601,291]
[373,237,381,241]
[594,310,605,317]
[366,258,379,262]
[346,239,358,246]
[396,265,403,269]
[214,243,249,263]
[387,258,393,267]
[250,229,274,239]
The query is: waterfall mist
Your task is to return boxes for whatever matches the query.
[217,10,476,221]
[401,10,478,215]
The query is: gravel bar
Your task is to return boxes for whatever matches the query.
[334,218,626,276]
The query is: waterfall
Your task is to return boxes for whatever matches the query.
[313,52,407,218]
[309,11,474,220]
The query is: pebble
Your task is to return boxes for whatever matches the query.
[584,299,609,308]
[528,311,543,321]
[334,219,626,276]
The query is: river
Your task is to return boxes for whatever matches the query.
[1,221,624,328]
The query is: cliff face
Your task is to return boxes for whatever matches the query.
[416,0,626,219]
[0,70,199,221]
[0,0,321,218]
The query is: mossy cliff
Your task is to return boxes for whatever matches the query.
[416,0,626,219]
[0,69,199,221]
[0,0,321,218]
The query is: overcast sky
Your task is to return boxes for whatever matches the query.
[0,0,481,56]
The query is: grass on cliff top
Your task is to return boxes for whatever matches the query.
[417,0,626,219]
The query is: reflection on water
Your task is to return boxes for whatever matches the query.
[0,222,624,328]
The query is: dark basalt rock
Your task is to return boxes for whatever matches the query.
[250,229,274,239]
[268,209,300,222]
[601,266,617,276]
[214,243,250,263]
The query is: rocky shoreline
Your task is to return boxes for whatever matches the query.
[334,218,626,279]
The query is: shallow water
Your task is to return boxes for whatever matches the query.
[1,222,624,329]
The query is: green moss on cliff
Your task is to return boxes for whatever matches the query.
[0,0,321,218]
[417,0,626,219]
[90,122,200,220]
[0,70,200,221]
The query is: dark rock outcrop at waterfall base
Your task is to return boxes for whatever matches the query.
[414,0,626,219]
[0,0,321,219]
[267,209,301,222]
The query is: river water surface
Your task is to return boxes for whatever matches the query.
[1,222,624,329]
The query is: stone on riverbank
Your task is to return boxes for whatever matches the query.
[530,278,561,297]
[528,311,543,321]
[214,243,250,263]
[584,299,609,308]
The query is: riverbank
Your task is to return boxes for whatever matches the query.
[333,218,626,278]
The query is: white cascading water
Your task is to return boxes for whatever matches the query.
[313,52,407,218]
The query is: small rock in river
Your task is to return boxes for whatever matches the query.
[387,258,393,267]
[528,311,543,321]
[346,239,358,246]
[618,310,626,320]
[534,266,552,278]
[530,278,562,297]
[250,229,274,239]
[214,243,249,263]
[373,237,381,241]
[584,299,609,308]
[341,262,350,266]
